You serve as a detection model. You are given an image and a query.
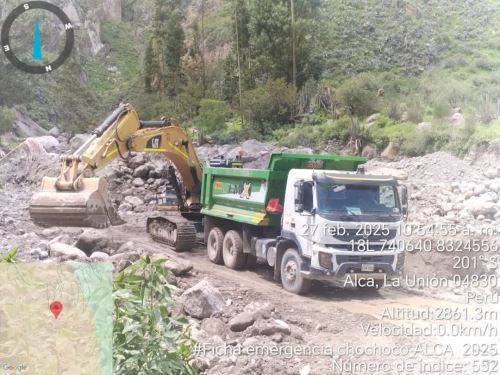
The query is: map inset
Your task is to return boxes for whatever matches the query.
[0,263,113,374]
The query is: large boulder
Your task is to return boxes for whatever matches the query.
[90,251,111,262]
[250,319,291,336]
[449,112,465,126]
[75,229,110,255]
[229,311,256,332]
[49,242,88,261]
[201,318,227,337]
[128,154,146,169]
[69,134,91,151]
[124,196,144,209]
[27,136,59,153]
[380,142,398,161]
[229,302,274,332]
[110,252,141,272]
[464,199,497,217]
[182,280,225,319]
[361,145,377,159]
[13,111,48,138]
[132,178,145,187]
[165,258,194,276]
[133,165,149,178]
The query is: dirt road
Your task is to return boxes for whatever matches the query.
[110,223,494,375]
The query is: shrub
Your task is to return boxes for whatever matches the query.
[0,106,16,135]
[273,125,318,147]
[368,116,418,150]
[432,98,450,120]
[320,117,352,143]
[475,57,494,71]
[113,256,196,375]
[336,73,381,117]
[0,248,18,263]
[272,116,357,147]
[406,98,424,124]
[470,122,500,143]
[194,99,231,135]
[242,79,297,135]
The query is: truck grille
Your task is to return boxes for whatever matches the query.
[336,255,394,264]
[332,229,397,242]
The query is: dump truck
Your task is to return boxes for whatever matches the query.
[195,153,408,294]
[30,104,408,294]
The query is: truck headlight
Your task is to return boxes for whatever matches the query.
[319,252,333,269]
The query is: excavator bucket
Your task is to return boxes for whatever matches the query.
[29,177,124,228]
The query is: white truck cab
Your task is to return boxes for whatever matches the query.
[275,169,407,293]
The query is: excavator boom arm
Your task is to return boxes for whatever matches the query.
[30,104,203,228]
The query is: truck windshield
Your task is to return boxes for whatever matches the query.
[316,182,401,220]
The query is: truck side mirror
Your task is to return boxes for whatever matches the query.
[294,180,305,213]
[399,185,408,217]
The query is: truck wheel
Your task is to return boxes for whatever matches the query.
[207,227,224,264]
[223,230,245,270]
[281,248,311,295]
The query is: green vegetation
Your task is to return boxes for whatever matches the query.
[1,0,500,158]
[0,107,16,135]
[0,248,18,263]
[113,256,197,375]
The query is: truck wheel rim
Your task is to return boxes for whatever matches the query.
[284,260,297,283]
[209,236,217,253]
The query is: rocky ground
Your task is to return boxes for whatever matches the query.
[1,134,499,374]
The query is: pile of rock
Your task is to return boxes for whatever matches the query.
[33,229,193,278]
[367,151,500,224]
[104,152,171,213]
[179,279,305,375]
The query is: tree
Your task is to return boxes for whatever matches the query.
[242,78,297,135]
[164,4,185,96]
[144,0,185,97]
[223,0,253,102]
[144,39,156,93]
[247,0,321,88]
[144,0,168,96]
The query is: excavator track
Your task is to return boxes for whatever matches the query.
[147,216,196,252]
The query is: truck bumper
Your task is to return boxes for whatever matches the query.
[300,244,404,282]
[301,263,400,281]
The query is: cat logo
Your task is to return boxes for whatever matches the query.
[147,135,162,149]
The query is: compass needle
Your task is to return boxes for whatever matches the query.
[32,16,42,61]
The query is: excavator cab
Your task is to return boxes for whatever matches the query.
[155,190,179,211]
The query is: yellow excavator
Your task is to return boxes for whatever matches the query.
[29,103,203,251]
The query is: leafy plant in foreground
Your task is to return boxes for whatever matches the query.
[0,247,18,263]
[113,256,197,375]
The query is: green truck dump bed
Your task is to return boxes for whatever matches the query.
[200,153,367,226]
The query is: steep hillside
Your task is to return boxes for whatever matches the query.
[1,0,500,157]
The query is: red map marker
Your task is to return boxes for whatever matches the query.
[50,301,63,319]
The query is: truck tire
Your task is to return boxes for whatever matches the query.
[223,230,246,270]
[280,248,312,295]
[207,227,224,264]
